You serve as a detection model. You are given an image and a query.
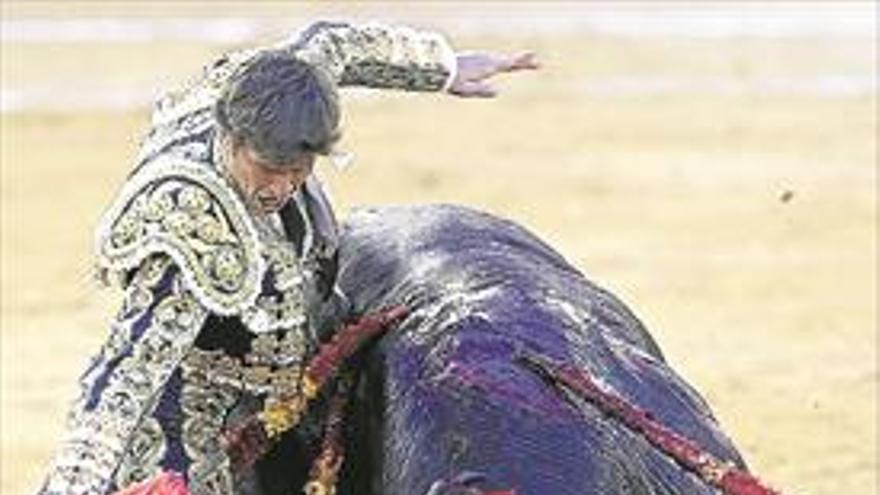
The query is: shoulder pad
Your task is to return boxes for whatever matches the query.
[96,157,264,316]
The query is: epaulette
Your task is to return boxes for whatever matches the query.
[95,157,264,316]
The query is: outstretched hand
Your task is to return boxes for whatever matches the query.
[448,51,540,98]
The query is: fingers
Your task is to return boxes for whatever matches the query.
[448,50,538,98]
[501,51,540,72]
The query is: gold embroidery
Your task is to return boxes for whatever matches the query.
[114,417,166,489]
[180,361,239,495]
[44,259,208,495]
[239,240,308,334]
[293,22,455,92]
[178,185,211,214]
[182,346,305,398]
[96,157,266,317]
[260,395,309,439]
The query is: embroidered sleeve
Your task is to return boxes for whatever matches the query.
[286,21,457,92]
[39,255,209,495]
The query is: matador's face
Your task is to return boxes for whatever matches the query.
[226,142,314,216]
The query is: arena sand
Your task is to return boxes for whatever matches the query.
[1,6,876,495]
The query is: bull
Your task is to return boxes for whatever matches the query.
[248,204,762,495]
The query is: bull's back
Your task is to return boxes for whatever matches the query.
[334,205,745,495]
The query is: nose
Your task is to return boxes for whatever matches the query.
[268,169,306,199]
[270,178,295,199]
[285,168,310,192]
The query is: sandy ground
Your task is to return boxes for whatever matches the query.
[1,4,877,495]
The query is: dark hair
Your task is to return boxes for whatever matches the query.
[215,50,340,166]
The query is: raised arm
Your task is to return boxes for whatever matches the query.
[38,256,208,495]
[284,21,457,92]
[285,21,539,96]
[149,20,538,127]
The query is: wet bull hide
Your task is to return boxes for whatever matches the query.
[285,204,747,494]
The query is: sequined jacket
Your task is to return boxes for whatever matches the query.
[38,21,456,495]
